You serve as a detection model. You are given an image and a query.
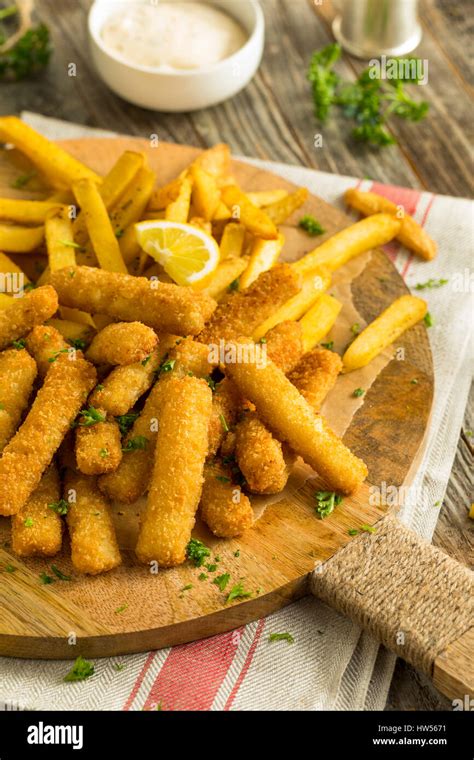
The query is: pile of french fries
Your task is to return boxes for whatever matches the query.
[0,117,435,575]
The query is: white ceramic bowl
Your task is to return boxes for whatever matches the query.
[88,0,264,112]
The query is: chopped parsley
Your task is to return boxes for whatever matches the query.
[100,448,109,458]
[314,490,343,519]
[269,632,294,644]
[213,573,231,592]
[423,312,434,327]
[206,563,218,573]
[39,572,54,585]
[321,341,334,350]
[259,337,267,344]
[198,572,208,581]
[360,524,376,533]
[115,604,128,614]
[51,565,71,581]
[122,436,148,453]
[186,538,211,567]
[181,584,193,592]
[234,550,240,558]
[67,338,87,351]
[141,355,151,366]
[58,239,84,250]
[348,529,359,536]
[216,475,231,483]
[350,323,361,335]
[226,582,252,603]
[48,499,69,515]
[299,215,325,236]
[114,663,125,672]
[159,357,176,375]
[11,338,26,349]
[115,412,139,435]
[414,278,448,290]
[64,656,94,682]
[228,278,239,292]
[205,375,216,392]
[48,348,70,363]
[77,406,105,427]
[24,517,34,528]
[4,563,15,573]
[219,413,230,433]
[115,228,124,239]
[411,378,419,385]
[95,384,105,392]
[11,171,36,189]
[353,388,365,398]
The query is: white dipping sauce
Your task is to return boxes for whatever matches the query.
[101,2,248,70]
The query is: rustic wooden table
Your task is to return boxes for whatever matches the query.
[1,0,472,710]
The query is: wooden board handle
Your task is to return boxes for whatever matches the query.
[311,513,474,702]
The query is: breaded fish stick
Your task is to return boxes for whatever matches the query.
[89,347,161,416]
[289,348,343,411]
[0,285,58,350]
[200,460,254,538]
[265,320,303,374]
[11,465,62,558]
[0,352,96,516]
[65,470,121,574]
[75,411,122,475]
[235,412,289,494]
[26,325,68,378]
[198,263,301,344]
[50,266,216,336]
[0,348,37,452]
[225,341,368,494]
[85,322,158,366]
[135,376,212,566]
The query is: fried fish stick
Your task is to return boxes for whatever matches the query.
[225,340,367,494]
[200,460,254,538]
[50,266,216,336]
[235,412,289,494]
[0,353,96,516]
[0,348,37,452]
[26,325,68,378]
[344,188,437,261]
[89,347,161,416]
[0,285,58,351]
[75,412,122,475]
[11,465,62,558]
[135,376,212,566]
[208,377,241,456]
[198,263,301,344]
[85,322,158,366]
[293,214,401,275]
[65,470,121,574]
[264,320,303,374]
[221,185,278,240]
[289,348,342,411]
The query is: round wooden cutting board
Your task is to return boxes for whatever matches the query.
[0,138,434,659]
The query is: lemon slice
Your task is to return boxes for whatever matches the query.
[135,220,219,286]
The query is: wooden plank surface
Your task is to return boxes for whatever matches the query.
[0,0,471,709]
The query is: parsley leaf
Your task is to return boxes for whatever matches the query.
[226,582,252,603]
[299,215,325,236]
[269,632,294,644]
[414,278,448,290]
[186,538,211,567]
[115,412,139,436]
[353,388,365,398]
[122,435,148,453]
[48,499,69,516]
[11,338,26,349]
[64,656,94,682]
[51,565,71,581]
[213,573,231,592]
[314,491,343,519]
[77,406,105,427]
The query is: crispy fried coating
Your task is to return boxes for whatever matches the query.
[198,263,301,345]
[65,470,121,574]
[289,348,342,411]
[167,336,215,378]
[50,266,216,336]
[89,347,161,416]
[136,376,212,567]
[0,347,37,452]
[200,460,254,538]
[264,320,303,374]
[85,322,158,366]
[11,464,62,558]
[0,353,96,516]
[0,285,58,350]
[75,412,123,475]
[25,325,68,378]
[208,377,241,456]
[225,340,367,494]
[235,412,289,494]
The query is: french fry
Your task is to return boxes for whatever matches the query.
[253,269,330,340]
[265,320,303,374]
[213,201,231,221]
[135,376,212,567]
[235,411,289,494]
[343,295,427,371]
[199,262,301,344]
[11,465,63,558]
[0,347,37,452]
[75,411,123,475]
[59,306,95,328]
[293,214,401,275]
[0,198,64,224]
[85,322,158,365]
[246,189,288,208]
[0,285,58,350]
[165,175,193,224]
[201,257,248,300]
[50,266,216,336]
[108,166,156,265]
[299,293,342,353]
[192,143,230,179]
[65,470,121,574]
[26,325,68,378]
[0,252,31,289]
[239,232,284,289]
[200,460,254,538]
[191,165,221,221]
[219,222,245,259]
[0,352,96,516]
[45,208,77,271]
[221,185,278,240]
[72,178,127,273]
[264,187,309,225]
[0,223,44,253]
[148,178,183,211]
[345,188,437,261]
[289,348,343,411]
[46,317,94,344]
[0,116,101,187]
[89,347,162,416]
[225,340,368,494]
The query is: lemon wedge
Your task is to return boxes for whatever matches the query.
[135,220,219,286]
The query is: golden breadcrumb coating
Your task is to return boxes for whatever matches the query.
[0,285,58,350]
[75,411,122,475]
[200,460,254,538]
[289,347,342,411]
[0,352,96,516]
[85,322,158,366]
[235,412,289,494]
[264,320,303,374]
[11,464,62,558]
[89,348,161,416]
[136,376,212,567]
[26,325,68,378]
[50,266,216,336]
[0,347,37,452]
